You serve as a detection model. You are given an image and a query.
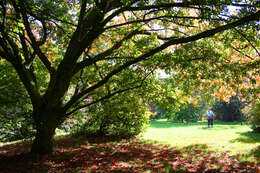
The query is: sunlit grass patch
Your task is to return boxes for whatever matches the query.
[141,119,260,161]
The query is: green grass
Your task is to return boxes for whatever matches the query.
[141,119,260,156]
[1,120,259,172]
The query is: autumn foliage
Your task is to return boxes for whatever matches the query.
[0,136,259,173]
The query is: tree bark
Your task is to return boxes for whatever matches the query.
[30,106,60,154]
[31,124,56,154]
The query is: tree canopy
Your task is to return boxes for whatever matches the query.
[0,0,259,154]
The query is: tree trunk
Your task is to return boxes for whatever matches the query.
[31,124,56,154]
[30,106,60,154]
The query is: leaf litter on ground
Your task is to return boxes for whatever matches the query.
[0,136,259,173]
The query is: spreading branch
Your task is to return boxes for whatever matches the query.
[230,45,254,61]
[105,15,223,30]
[65,68,152,116]
[64,10,260,111]
[73,29,141,74]
[66,85,141,116]
[234,28,260,57]
[103,2,199,26]
[17,1,55,74]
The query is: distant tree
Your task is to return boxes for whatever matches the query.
[171,104,201,123]
[212,96,246,122]
[151,105,173,120]
[244,101,260,132]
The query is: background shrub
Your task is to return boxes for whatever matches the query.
[72,92,150,137]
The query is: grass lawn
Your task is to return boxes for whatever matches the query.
[141,119,260,158]
[0,120,260,172]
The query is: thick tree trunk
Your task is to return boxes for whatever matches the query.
[30,106,61,154]
[31,124,56,154]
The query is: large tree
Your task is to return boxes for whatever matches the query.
[0,0,259,154]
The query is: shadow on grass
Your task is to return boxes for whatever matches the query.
[180,144,210,153]
[149,120,208,129]
[200,125,240,130]
[150,120,243,130]
[0,135,259,173]
[235,145,260,161]
[248,145,260,158]
[230,131,260,144]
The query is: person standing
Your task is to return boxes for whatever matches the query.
[206,108,214,128]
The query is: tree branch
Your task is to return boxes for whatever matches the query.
[64,10,260,111]
[23,9,48,46]
[72,68,84,98]
[50,20,72,39]
[105,15,221,30]
[0,34,41,106]
[73,29,141,74]
[230,44,254,61]
[48,14,77,26]
[234,28,260,57]
[102,2,199,26]
[138,30,181,41]
[17,1,55,74]
[65,68,151,116]
[65,85,140,116]
[19,32,30,64]
[78,0,87,27]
